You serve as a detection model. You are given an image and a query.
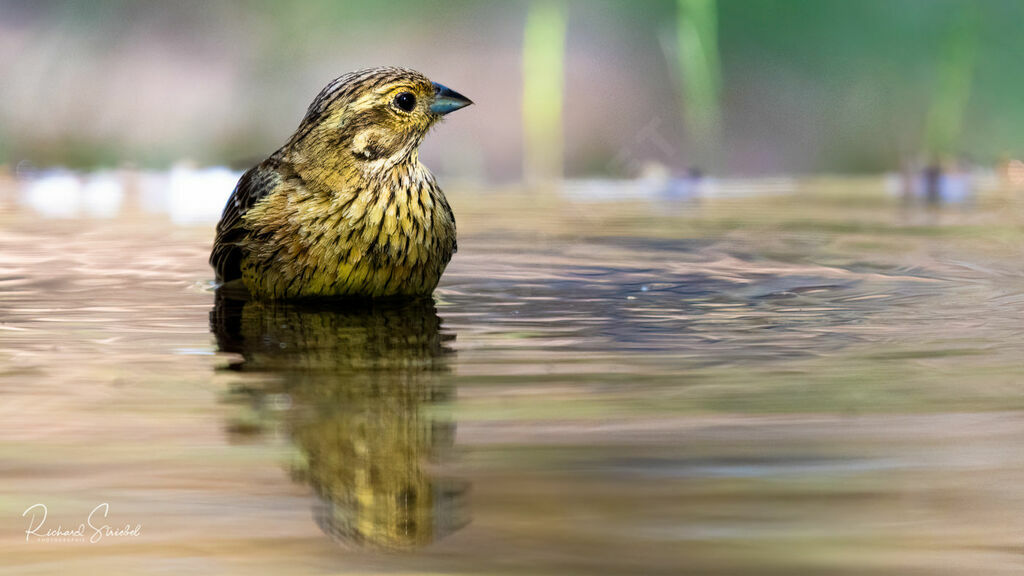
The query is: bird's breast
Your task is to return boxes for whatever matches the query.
[241,170,455,299]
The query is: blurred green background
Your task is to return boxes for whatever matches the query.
[1,0,1022,178]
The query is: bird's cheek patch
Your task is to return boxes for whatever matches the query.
[351,128,395,161]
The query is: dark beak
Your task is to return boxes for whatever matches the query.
[430,82,473,115]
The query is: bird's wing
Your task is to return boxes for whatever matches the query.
[210,159,281,282]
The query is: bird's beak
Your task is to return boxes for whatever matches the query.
[430,82,473,115]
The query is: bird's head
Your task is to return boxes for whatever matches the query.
[286,67,472,177]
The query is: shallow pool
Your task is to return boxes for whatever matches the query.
[2,172,1024,574]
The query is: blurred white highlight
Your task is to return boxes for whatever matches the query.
[18,165,240,224]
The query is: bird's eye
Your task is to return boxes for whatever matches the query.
[394,92,417,112]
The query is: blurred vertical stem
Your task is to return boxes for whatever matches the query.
[672,0,721,172]
[522,0,567,184]
[924,5,978,162]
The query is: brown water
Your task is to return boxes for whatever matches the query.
[2,174,1024,574]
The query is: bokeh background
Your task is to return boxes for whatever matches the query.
[1,0,1022,180]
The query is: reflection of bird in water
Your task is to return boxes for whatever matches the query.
[211,291,468,549]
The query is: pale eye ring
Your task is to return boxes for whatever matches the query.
[394,92,416,112]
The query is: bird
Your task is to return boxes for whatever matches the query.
[210,67,472,300]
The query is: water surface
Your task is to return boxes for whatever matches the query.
[2,174,1024,574]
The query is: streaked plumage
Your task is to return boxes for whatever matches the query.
[211,67,472,299]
